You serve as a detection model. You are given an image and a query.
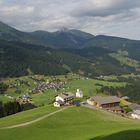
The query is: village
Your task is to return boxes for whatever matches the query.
[1,74,140,121]
[53,89,140,120]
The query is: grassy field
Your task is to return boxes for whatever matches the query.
[32,90,57,106]
[0,74,127,106]
[66,78,127,95]
[0,105,59,128]
[0,106,140,140]
[109,52,140,68]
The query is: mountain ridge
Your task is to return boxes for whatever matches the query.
[1,21,140,49]
[0,21,140,77]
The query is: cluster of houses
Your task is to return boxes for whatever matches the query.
[32,81,66,94]
[54,90,140,120]
[87,96,140,119]
[89,96,140,119]
[16,94,31,104]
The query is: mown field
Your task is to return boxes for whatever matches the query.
[0,106,140,140]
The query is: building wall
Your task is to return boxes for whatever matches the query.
[87,99,94,105]
[76,93,83,98]
[56,96,64,102]
[131,113,140,119]
[54,102,60,107]
[101,102,120,108]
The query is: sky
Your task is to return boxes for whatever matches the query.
[0,0,140,40]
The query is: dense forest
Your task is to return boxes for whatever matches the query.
[0,40,136,78]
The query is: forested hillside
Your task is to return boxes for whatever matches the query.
[0,21,140,78]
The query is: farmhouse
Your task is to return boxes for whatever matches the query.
[54,92,74,107]
[87,96,120,109]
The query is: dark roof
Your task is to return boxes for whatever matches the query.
[129,103,140,110]
[56,100,64,105]
[121,96,129,100]
[91,96,120,105]
[58,92,74,99]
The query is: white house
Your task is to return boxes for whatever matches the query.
[54,100,64,107]
[54,92,74,107]
[76,89,83,98]
[131,110,140,119]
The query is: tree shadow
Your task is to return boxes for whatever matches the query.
[89,130,140,140]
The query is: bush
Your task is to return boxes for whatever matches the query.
[0,83,8,94]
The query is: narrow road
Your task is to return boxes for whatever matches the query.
[3,107,68,129]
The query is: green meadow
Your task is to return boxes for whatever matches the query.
[0,106,140,140]
[0,105,59,128]
[0,74,138,140]
[109,52,140,68]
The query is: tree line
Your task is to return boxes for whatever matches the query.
[0,101,36,118]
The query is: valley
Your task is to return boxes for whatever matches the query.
[0,21,140,140]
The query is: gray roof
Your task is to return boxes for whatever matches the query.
[129,103,140,110]
[58,92,74,99]
[91,96,120,105]
[133,110,140,115]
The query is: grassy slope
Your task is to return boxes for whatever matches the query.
[0,107,140,140]
[109,53,139,68]
[0,105,59,128]
[67,78,127,96]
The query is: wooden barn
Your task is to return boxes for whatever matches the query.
[87,96,121,109]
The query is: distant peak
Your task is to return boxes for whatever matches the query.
[59,27,69,32]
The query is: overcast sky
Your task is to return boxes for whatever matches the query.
[0,0,140,40]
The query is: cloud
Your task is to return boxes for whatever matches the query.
[0,6,34,16]
[71,0,140,17]
[0,0,140,39]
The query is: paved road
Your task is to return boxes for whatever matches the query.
[3,107,68,129]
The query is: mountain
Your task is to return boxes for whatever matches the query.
[1,21,140,53]
[0,21,42,45]
[0,39,135,77]
[83,35,140,51]
[0,21,140,77]
[30,28,94,48]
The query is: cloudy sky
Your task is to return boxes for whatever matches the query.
[0,0,140,39]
